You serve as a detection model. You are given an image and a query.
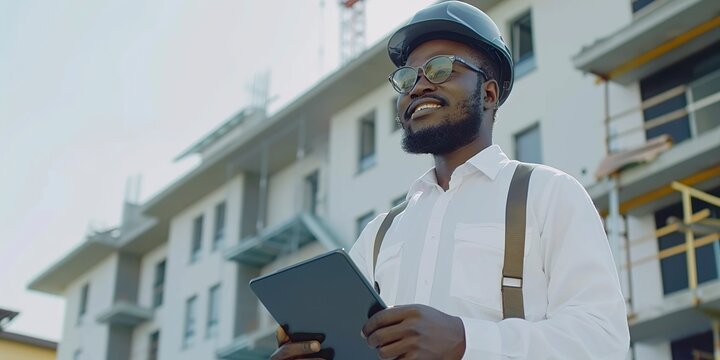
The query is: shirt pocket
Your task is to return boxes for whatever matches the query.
[450,223,532,312]
[375,242,404,300]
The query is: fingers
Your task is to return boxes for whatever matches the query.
[362,305,413,339]
[376,337,414,360]
[366,321,413,349]
[269,340,321,360]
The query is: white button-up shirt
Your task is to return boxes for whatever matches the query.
[349,145,629,359]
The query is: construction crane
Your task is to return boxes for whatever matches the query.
[339,0,366,63]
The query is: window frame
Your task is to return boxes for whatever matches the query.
[190,215,203,263]
[212,202,226,251]
[183,295,197,348]
[153,259,166,308]
[358,110,377,172]
[206,284,221,338]
[509,10,536,78]
[148,330,160,360]
[514,122,543,164]
[78,283,89,324]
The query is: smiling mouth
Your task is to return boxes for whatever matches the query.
[410,103,443,120]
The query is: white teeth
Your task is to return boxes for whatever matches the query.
[413,103,441,115]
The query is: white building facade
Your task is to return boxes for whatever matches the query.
[29,0,720,359]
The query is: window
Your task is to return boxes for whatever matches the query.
[640,42,720,144]
[510,11,535,77]
[206,284,221,338]
[153,259,166,308]
[391,96,401,132]
[655,186,720,295]
[671,330,713,360]
[304,171,320,215]
[183,296,197,347]
[213,202,226,251]
[356,211,376,239]
[514,123,543,164]
[632,0,656,13]
[358,110,377,172]
[191,215,203,263]
[148,331,160,360]
[78,283,89,324]
[391,195,406,207]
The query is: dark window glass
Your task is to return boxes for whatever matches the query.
[671,330,713,360]
[183,296,197,347]
[514,123,543,164]
[153,260,166,308]
[78,284,89,324]
[213,202,226,251]
[655,186,720,295]
[511,12,534,64]
[356,211,376,239]
[640,41,720,143]
[359,110,377,172]
[207,284,220,338]
[391,195,406,207]
[191,215,203,262]
[148,331,160,360]
[632,0,656,13]
[304,171,319,215]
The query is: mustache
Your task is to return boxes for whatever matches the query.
[404,95,447,120]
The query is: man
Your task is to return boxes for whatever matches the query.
[272,1,629,359]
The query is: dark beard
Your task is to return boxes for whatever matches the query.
[401,88,485,155]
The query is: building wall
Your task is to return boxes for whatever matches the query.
[486,0,639,186]
[266,147,327,230]
[129,242,167,360]
[58,254,118,360]
[0,338,56,360]
[159,175,243,360]
[328,85,432,247]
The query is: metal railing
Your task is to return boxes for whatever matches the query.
[606,69,720,152]
[622,183,720,298]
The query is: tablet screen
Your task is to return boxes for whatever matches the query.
[250,249,385,359]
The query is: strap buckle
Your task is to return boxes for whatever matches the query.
[502,276,523,288]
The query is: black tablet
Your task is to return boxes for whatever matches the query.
[249,249,386,359]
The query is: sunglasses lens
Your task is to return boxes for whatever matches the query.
[425,56,453,83]
[392,67,418,93]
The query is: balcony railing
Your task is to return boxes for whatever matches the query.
[606,69,720,153]
[624,183,720,341]
[225,213,341,268]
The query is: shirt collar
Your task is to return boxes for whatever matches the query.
[407,145,511,194]
[465,144,511,181]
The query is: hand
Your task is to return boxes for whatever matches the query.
[270,326,324,360]
[362,304,466,360]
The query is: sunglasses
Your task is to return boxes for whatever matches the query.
[388,55,486,94]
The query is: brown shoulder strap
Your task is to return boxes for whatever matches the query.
[373,200,408,282]
[502,163,535,319]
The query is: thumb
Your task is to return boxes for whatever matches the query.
[276,325,290,346]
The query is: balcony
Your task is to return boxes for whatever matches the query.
[589,69,720,214]
[628,183,720,342]
[225,213,341,268]
[96,300,153,327]
[573,0,720,84]
[216,326,275,360]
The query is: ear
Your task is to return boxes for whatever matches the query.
[482,79,499,110]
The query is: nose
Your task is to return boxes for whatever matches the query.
[408,70,437,98]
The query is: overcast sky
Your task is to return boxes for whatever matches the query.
[0,0,435,341]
